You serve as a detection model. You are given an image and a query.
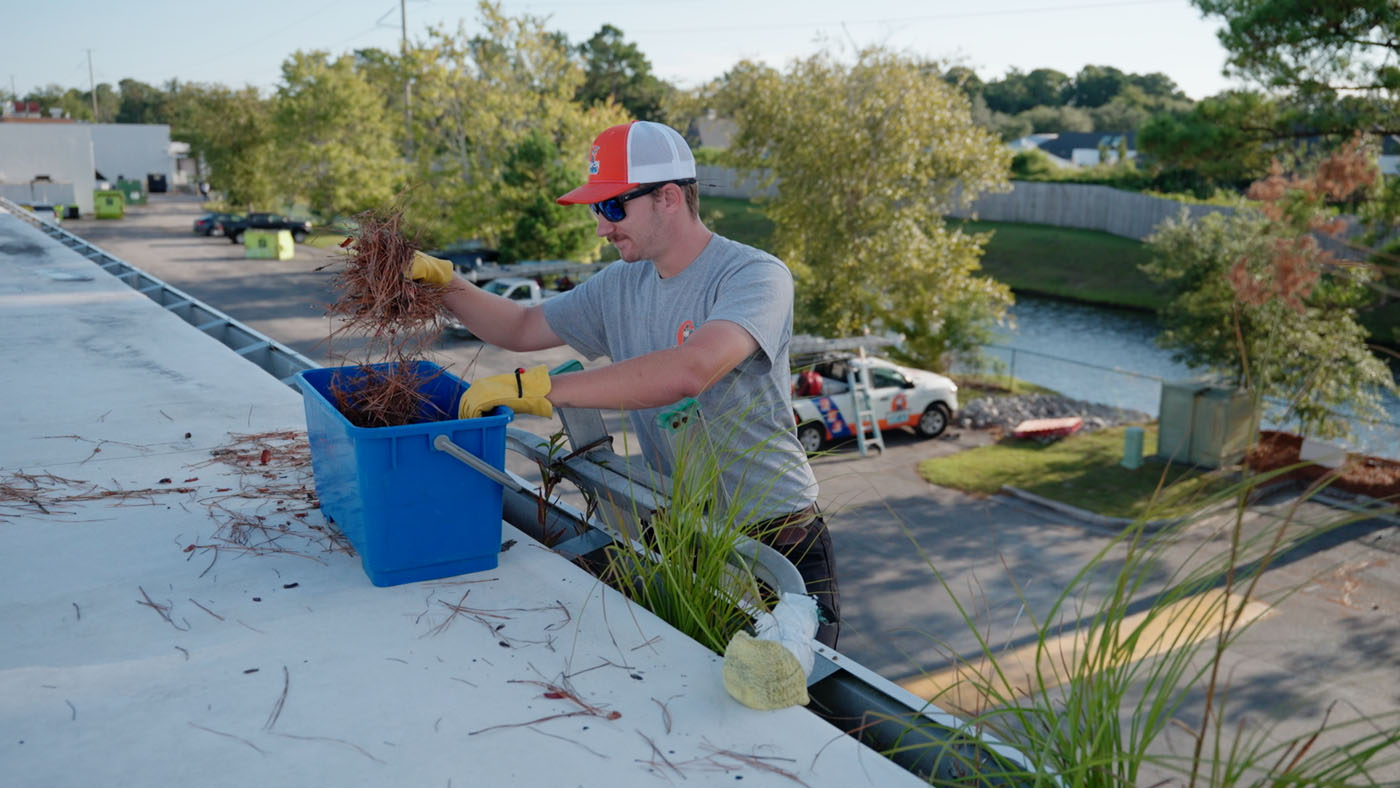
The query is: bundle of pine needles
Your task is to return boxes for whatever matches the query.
[328,208,444,341]
[324,206,451,428]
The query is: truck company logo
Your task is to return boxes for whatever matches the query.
[675,320,695,345]
[588,145,601,175]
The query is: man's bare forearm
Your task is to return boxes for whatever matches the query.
[442,278,557,351]
[548,350,705,411]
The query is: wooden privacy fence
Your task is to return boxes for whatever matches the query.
[700,167,1367,257]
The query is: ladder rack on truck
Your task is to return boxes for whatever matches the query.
[790,334,904,457]
[459,259,601,284]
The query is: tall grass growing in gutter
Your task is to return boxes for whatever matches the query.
[597,399,817,654]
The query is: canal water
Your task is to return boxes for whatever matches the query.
[975,295,1400,458]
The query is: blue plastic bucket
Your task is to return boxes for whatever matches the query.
[295,361,513,586]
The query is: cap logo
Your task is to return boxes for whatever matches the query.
[588,145,601,175]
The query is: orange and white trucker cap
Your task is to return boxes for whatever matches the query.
[556,121,696,205]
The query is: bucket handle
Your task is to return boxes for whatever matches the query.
[432,434,519,490]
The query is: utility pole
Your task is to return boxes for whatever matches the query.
[401,0,412,155]
[85,49,98,122]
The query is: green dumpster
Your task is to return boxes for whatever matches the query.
[94,190,125,219]
[244,229,295,260]
[115,178,146,205]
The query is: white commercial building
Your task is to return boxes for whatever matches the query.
[0,124,96,215]
[91,122,176,187]
[0,122,177,216]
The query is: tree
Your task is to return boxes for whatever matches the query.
[1016,104,1093,133]
[983,68,1071,115]
[720,48,1013,371]
[115,79,168,124]
[271,51,401,221]
[1089,94,1151,133]
[575,24,670,121]
[1194,0,1399,116]
[402,2,628,250]
[941,65,983,98]
[1137,91,1284,187]
[1067,64,1129,108]
[1129,71,1186,101]
[496,130,601,262]
[180,85,279,209]
[1192,0,1400,230]
[1143,145,1396,438]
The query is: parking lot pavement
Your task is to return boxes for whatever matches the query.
[59,195,1400,780]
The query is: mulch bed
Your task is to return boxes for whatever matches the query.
[1245,430,1400,500]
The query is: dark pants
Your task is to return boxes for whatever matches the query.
[757,508,840,649]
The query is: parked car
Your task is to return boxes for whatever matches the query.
[193,212,242,236]
[791,356,957,453]
[220,213,313,244]
[446,277,557,337]
[425,240,500,273]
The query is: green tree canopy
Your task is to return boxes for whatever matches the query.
[1017,104,1094,133]
[1195,0,1399,112]
[496,129,601,262]
[1144,209,1394,438]
[115,79,168,124]
[1067,64,1131,108]
[1137,91,1283,186]
[984,68,1071,114]
[720,48,1013,370]
[180,85,279,209]
[401,2,627,251]
[271,51,401,221]
[575,24,670,121]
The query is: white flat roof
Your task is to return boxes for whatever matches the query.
[0,209,923,786]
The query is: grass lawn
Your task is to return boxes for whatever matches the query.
[918,425,1235,520]
[304,231,350,249]
[953,220,1168,310]
[701,196,776,251]
[950,374,1058,398]
[692,197,1166,312]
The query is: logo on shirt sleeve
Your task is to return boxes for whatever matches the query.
[675,319,695,345]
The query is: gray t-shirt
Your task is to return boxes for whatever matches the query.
[542,233,818,522]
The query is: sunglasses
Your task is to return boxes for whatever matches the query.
[590,178,696,222]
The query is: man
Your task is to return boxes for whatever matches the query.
[415,120,838,646]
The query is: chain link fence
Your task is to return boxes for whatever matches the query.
[953,343,1399,460]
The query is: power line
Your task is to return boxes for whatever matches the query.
[628,0,1179,36]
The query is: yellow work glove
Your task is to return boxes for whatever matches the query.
[722,631,809,710]
[458,366,554,420]
[409,250,454,286]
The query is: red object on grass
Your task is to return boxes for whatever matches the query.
[1012,417,1083,440]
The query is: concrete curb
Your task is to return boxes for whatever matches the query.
[998,485,1181,532]
[1001,478,1398,533]
[1312,490,1400,527]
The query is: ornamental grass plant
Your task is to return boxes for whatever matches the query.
[889,464,1400,787]
[596,399,819,655]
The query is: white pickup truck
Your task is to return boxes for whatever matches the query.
[446,277,558,337]
[791,356,958,453]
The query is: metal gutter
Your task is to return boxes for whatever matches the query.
[2,197,316,386]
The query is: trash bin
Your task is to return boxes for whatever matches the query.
[93,190,125,219]
[244,229,295,260]
[115,179,146,205]
[146,173,168,193]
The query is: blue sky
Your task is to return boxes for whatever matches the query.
[8,0,1245,102]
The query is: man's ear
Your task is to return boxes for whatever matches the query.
[660,182,686,214]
